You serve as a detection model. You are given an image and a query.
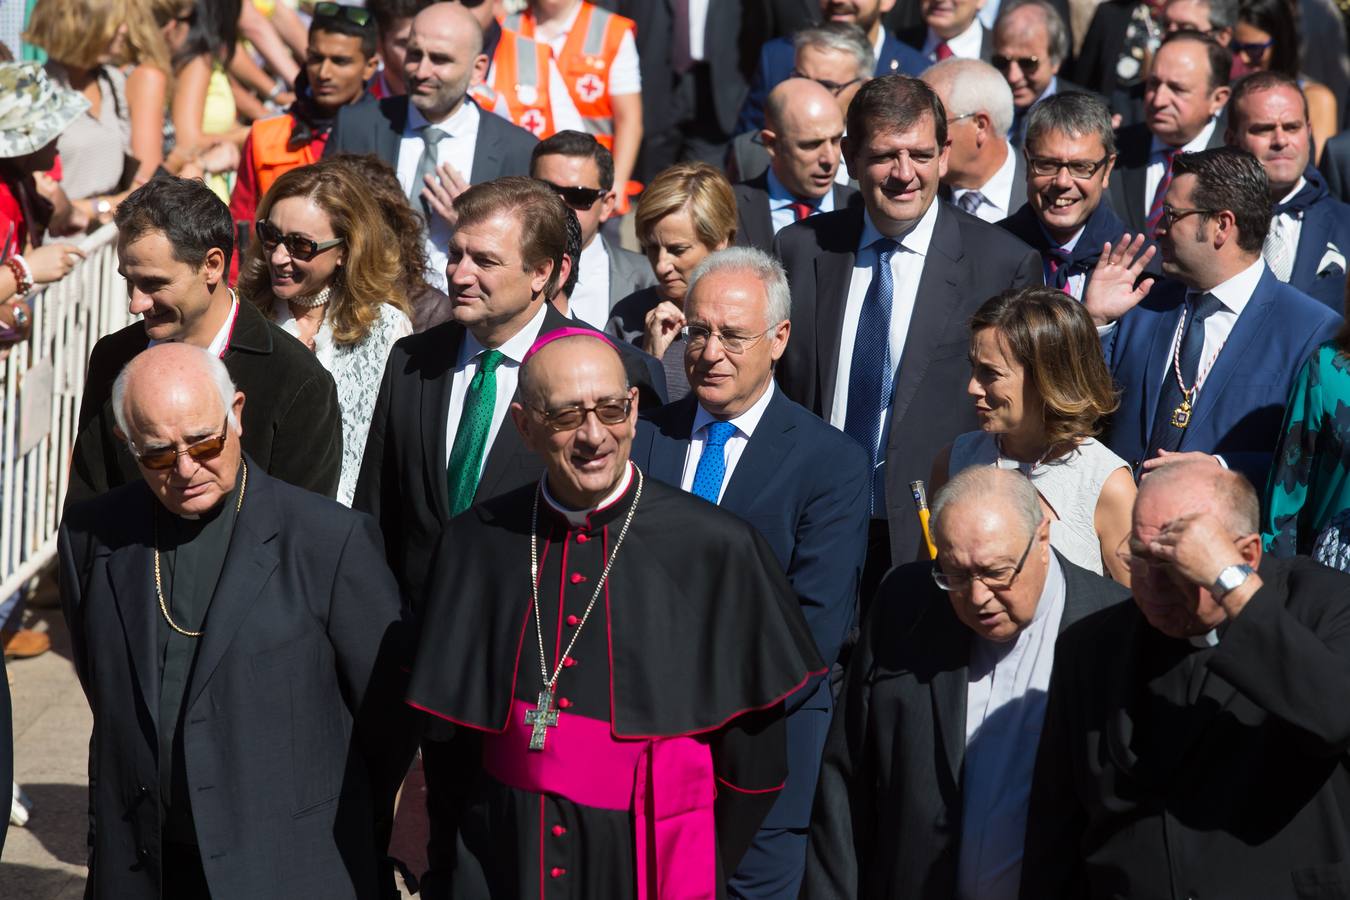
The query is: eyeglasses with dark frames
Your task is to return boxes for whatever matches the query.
[1158,205,1218,228]
[789,69,862,96]
[533,398,633,432]
[128,418,230,470]
[539,180,607,211]
[255,220,344,261]
[1027,155,1112,179]
[931,529,1037,592]
[991,53,1041,74]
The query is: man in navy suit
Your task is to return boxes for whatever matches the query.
[738,0,928,134]
[632,246,870,900]
[1225,70,1350,313]
[1091,147,1340,491]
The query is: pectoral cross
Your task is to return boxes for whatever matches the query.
[525,687,560,751]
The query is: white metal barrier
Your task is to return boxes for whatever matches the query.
[0,224,130,599]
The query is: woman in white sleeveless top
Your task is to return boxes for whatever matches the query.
[930,287,1136,583]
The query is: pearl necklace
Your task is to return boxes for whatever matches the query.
[287,284,332,309]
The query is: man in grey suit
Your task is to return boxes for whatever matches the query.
[734,78,859,253]
[803,467,1128,900]
[324,2,537,290]
[529,130,654,328]
[924,57,1028,223]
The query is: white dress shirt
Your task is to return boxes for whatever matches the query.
[1144,118,1217,221]
[922,19,984,61]
[1157,257,1265,400]
[1266,176,1306,280]
[570,236,613,328]
[532,1,642,95]
[977,0,1004,31]
[767,167,837,235]
[399,101,480,293]
[687,0,710,61]
[828,201,939,443]
[443,302,550,475]
[953,141,1018,224]
[148,292,238,357]
[957,554,1067,900]
[678,381,776,504]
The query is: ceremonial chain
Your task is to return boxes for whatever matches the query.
[1168,307,1226,429]
[152,460,248,638]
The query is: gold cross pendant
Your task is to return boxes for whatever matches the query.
[524,688,560,751]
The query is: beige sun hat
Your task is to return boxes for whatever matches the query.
[0,61,91,159]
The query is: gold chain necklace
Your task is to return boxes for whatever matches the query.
[152,460,247,638]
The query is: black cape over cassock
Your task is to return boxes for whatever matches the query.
[407,465,824,899]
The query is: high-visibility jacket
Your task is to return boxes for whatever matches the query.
[504,3,635,150]
[486,28,557,138]
[249,114,321,200]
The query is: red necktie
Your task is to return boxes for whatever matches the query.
[935,41,954,60]
[1146,147,1180,232]
[790,201,814,221]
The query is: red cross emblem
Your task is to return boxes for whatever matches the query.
[520,109,547,136]
[576,73,604,104]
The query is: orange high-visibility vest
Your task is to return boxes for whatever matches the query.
[504,3,634,150]
[250,114,321,199]
[489,29,557,139]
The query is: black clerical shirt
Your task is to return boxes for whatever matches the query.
[155,478,240,844]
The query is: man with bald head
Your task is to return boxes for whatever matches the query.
[992,0,1086,146]
[59,343,408,899]
[406,329,821,899]
[733,79,859,252]
[1022,460,1350,896]
[325,1,538,290]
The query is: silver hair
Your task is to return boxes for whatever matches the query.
[930,466,1044,543]
[923,58,1016,135]
[793,22,874,82]
[685,246,792,329]
[1188,0,1238,30]
[1023,90,1117,157]
[996,0,1071,66]
[111,345,239,439]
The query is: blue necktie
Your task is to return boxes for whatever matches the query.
[691,421,736,503]
[1147,291,1224,457]
[844,238,898,514]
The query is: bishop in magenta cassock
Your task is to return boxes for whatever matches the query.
[406,329,823,898]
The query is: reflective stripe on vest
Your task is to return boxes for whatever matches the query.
[490,29,556,138]
[580,5,610,57]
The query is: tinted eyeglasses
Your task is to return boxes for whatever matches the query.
[129,419,229,470]
[313,2,373,27]
[931,530,1036,592]
[540,180,607,211]
[533,398,632,432]
[1027,155,1112,179]
[789,69,861,96]
[255,220,344,261]
[991,54,1041,74]
[1231,37,1274,59]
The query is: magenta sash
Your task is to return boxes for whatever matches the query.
[482,700,717,899]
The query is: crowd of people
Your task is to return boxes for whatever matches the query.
[3,0,1350,896]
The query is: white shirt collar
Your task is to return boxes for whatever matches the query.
[148,291,238,357]
[871,23,885,63]
[924,18,983,57]
[690,379,775,442]
[1189,627,1220,648]
[459,300,550,367]
[1200,257,1266,316]
[958,140,1016,211]
[1150,117,1217,156]
[1278,176,1307,206]
[407,97,479,135]
[1049,221,1087,252]
[541,460,635,526]
[859,196,940,257]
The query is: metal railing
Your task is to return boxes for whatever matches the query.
[0,224,128,599]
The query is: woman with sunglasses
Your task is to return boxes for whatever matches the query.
[239,163,411,506]
[606,162,737,400]
[929,286,1136,583]
[1233,0,1336,162]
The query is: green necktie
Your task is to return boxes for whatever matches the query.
[447,349,506,516]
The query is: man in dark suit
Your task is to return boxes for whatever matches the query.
[993,0,1090,146]
[59,343,408,899]
[925,58,1029,222]
[774,75,1040,587]
[68,177,341,508]
[736,0,929,134]
[803,466,1128,899]
[1096,147,1340,491]
[529,131,655,328]
[324,2,537,291]
[632,247,870,899]
[899,0,994,64]
[1022,460,1350,898]
[1105,31,1231,233]
[1317,128,1350,204]
[734,79,858,252]
[1069,0,1153,124]
[1226,70,1350,312]
[354,177,660,609]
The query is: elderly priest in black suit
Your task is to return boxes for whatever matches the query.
[802,466,1128,900]
[58,343,409,900]
[1021,460,1350,898]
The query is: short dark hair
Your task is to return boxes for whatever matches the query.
[846,75,948,154]
[1172,146,1271,252]
[530,130,615,192]
[454,176,569,299]
[1238,0,1300,78]
[367,0,431,36]
[114,175,233,267]
[310,3,377,58]
[1226,68,1309,127]
[561,206,582,298]
[1158,29,1233,93]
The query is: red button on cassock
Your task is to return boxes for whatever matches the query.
[551,867,566,878]
[552,825,567,837]
[558,697,572,709]
[563,656,577,668]
[566,614,579,627]
[576,533,589,543]
[570,573,586,584]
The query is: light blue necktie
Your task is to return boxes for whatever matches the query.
[691,421,737,504]
[844,238,898,515]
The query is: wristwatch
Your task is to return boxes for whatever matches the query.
[1211,563,1255,599]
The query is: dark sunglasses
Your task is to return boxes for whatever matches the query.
[1231,37,1274,58]
[789,69,861,96]
[533,398,632,432]
[313,2,373,27]
[130,419,229,470]
[255,220,344,261]
[541,180,607,211]
[991,54,1041,74]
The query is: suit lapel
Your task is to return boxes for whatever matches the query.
[1183,272,1277,442]
[1139,296,1184,442]
[927,604,972,785]
[470,106,505,183]
[422,326,463,521]
[890,205,962,429]
[647,397,697,487]
[1291,204,1333,286]
[1009,153,1027,212]
[107,518,160,729]
[815,218,863,415]
[720,389,795,511]
[382,99,408,169]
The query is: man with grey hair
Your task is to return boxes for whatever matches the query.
[1160,0,1237,45]
[59,342,410,899]
[804,465,1127,900]
[923,58,1027,222]
[634,246,870,899]
[1022,459,1350,896]
[992,0,1087,146]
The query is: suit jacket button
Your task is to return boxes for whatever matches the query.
[137,848,150,861]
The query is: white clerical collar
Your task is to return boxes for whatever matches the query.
[691,379,775,443]
[1189,628,1220,648]
[148,291,239,358]
[1150,117,1217,156]
[859,197,939,257]
[407,97,479,137]
[1197,256,1265,318]
[924,18,983,57]
[458,300,550,368]
[541,460,636,526]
